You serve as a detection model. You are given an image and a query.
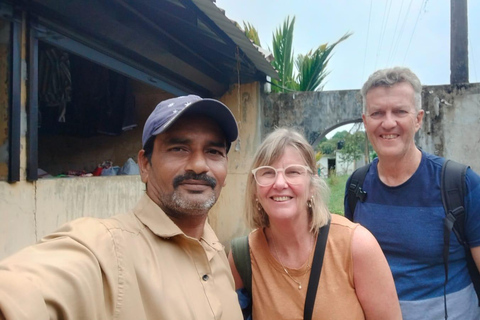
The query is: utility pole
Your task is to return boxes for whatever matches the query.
[450,0,469,84]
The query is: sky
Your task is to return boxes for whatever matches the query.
[215,0,480,92]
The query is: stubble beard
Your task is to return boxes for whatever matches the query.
[161,190,217,218]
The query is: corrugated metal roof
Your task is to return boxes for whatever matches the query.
[191,0,277,79]
[17,0,277,96]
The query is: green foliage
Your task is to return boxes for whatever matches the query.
[338,131,365,174]
[326,173,349,215]
[243,22,261,46]
[242,15,352,92]
[331,130,348,140]
[271,16,296,92]
[318,140,336,155]
[296,32,352,91]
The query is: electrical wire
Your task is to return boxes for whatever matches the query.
[387,0,405,65]
[362,0,374,82]
[402,0,428,64]
[388,0,415,66]
[375,0,393,70]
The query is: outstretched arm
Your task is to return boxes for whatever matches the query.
[352,225,402,320]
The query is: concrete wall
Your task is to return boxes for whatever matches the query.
[418,83,480,171]
[262,84,480,173]
[0,81,260,259]
[262,90,363,144]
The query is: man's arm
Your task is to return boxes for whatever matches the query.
[0,219,117,319]
[471,246,480,272]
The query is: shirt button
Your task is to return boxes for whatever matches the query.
[202,274,209,281]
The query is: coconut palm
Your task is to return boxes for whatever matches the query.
[296,32,352,91]
[242,16,351,92]
[243,22,261,47]
[270,16,296,92]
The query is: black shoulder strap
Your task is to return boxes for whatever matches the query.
[304,220,331,320]
[441,160,480,309]
[346,163,370,220]
[442,160,468,245]
[231,236,252,296]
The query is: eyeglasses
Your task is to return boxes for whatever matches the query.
[252,164,312,187]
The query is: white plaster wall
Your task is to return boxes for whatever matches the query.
[0,181,36,259]
[443,93,480,173]
[0,176,144,260]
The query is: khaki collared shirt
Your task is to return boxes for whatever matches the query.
[0,194,243,320]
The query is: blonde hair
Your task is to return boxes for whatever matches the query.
[245,128,331,232]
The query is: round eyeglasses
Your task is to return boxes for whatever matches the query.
[251,164,312,187]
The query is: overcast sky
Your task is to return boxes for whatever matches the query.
[215,0,480,91]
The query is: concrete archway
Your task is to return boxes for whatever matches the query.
[312,117,363,147]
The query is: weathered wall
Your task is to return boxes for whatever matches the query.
[262,90,363,145]
[418,83,480,171]
[262,84,480,173]
[0,81,260,259]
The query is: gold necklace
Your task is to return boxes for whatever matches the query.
[270,233,314,290]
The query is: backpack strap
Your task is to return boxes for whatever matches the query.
[345,163,370,220]
[442,160,468,246]
[231,236,252,296]
[441,160,480,314]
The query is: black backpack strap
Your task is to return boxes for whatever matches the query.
[442,160,468,246]
[441,160,480,313]
[231,236,252,296]
[345,164,370,220]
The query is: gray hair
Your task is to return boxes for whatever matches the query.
[244,128,331,232]
[361,67,422,113]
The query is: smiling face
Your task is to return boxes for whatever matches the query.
[255,146,312,224]
[362,82,424,161]
[138,115,228,219]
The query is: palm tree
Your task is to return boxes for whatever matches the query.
[243,22,261,47]
[242,16,351,92]
[270,16,296,92]
[296,32,352,91]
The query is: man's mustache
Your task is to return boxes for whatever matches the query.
[173,172,217,189]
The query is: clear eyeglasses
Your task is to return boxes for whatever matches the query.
[251,164,312,187]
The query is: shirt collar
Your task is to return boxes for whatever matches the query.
[133,194,224,256]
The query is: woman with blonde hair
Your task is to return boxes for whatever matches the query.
[229,128,401,319]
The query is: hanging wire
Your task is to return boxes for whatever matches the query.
[402,0,427,64]
[362,0,373,81]
[375,0,393,70]
[387,0,406,65]
[388,0,415,66]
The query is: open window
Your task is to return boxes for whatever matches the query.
[28,23,176,180]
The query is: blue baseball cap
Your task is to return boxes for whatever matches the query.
[142,95,238,152]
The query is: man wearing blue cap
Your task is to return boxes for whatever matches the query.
[0,95,243,320]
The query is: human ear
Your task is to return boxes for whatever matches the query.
[138,150,150,184]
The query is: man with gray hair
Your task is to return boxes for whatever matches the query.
[0,95,243,320]
[344,67,480,319]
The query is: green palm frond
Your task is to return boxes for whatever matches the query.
[243,22,261,46]
[296,32,352,91]
[270,16,296,92]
